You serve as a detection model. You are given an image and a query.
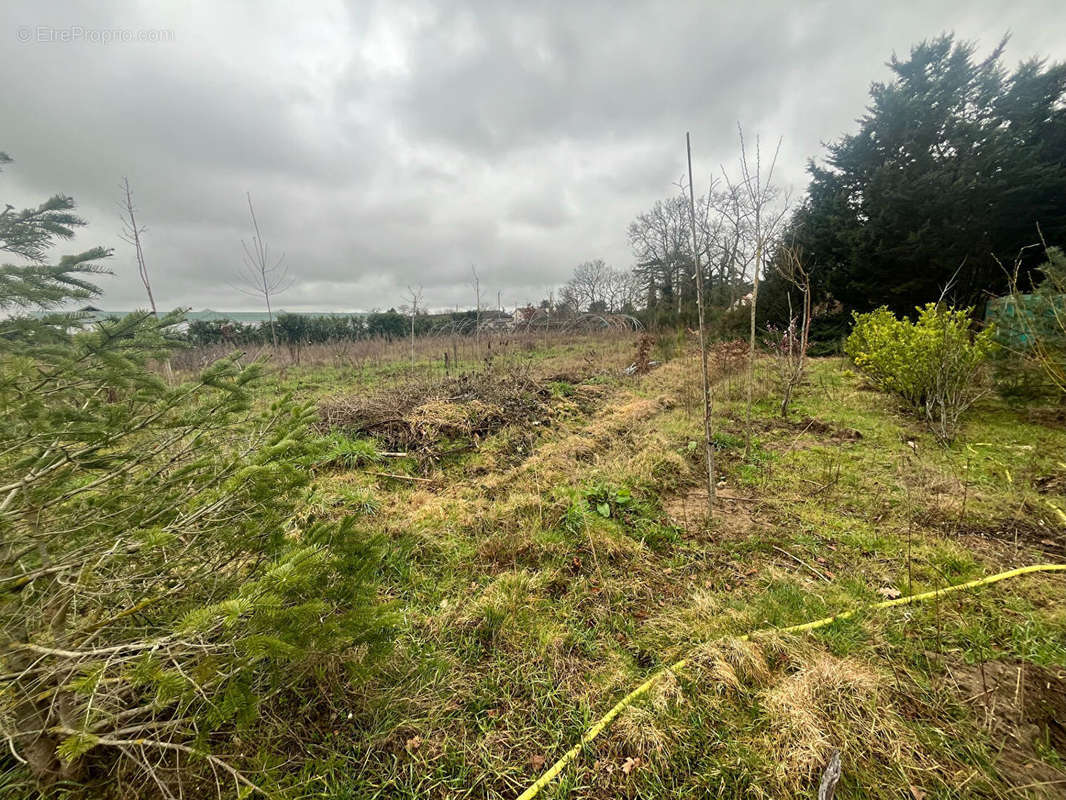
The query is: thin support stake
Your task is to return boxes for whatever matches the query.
[686,132,715,517]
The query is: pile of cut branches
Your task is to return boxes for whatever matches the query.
[317,368,562,456]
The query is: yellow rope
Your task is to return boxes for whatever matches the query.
[515,562,1066,800]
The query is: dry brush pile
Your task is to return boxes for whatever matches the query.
[315,367,601,463]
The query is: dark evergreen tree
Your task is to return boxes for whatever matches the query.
[365,309,408,340]
[797,34,1066,313]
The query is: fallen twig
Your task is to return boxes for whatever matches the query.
[367,471,433,483]
[772,544,831,582]
[818,750,841,800]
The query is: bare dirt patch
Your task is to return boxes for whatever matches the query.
[1035,472,1066,496]
[746,415,864,455]
[1026,407,1066,430]
[794,416,864,441]
[663,488,759,541]
[946,659,1066,793]
[919,505,1066,561]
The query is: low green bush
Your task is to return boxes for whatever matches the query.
[845,303,995,442]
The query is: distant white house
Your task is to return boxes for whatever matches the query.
[728,292,753,311]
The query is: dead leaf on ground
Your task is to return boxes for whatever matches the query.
[530,754,545,771]
[909,786,927,800]
[405,735,422,751]
[621,756,643,775]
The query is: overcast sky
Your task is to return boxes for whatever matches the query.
[2,1,1064,312]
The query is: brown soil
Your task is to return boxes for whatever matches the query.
[919,506,1066,561]
[946,659,1066,795]
[748,415,864,452]
[1027,407,1066,430]
[1035,473,1066,496]
[662,488,759,540]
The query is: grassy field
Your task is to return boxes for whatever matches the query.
[250,333,1065,799]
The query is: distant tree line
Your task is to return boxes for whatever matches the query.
[551,141,781,333]
[548,34,1066,341]
[763,34,1066,321]
[181,309,503,347]
[183,312,412,347]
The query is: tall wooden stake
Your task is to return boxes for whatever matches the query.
[472,265,481,364]
[746,236,760,460]
[687,132,715,518]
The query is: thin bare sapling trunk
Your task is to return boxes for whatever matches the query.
[779,244,812,416]
[686,132,715,518]
[735,125,784,460]
[471,265,482,364]
[120,178,173,382]
[405,284,423,364]
[236,193,291,350]
[120,178,157,316]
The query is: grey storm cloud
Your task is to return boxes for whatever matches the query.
[2,0,1064,312]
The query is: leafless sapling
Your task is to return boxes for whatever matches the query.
[120,178,174,382]
[119,177,157,316]
[686,133,716,519]
[731,124,787,459]
[775,244,812,416]
[235,192,291,349]
[404,284,423,364]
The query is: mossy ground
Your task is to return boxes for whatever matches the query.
[263,335,1065,799]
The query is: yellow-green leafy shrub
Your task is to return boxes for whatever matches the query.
[845,303,995,442]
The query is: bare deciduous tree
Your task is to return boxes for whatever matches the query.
[235,192,290,349]
[729,125,787,459]
[774,244,812,416]
[403,284,423,364]
[628,194,717,313]
[565,259,611,311]
[605,267,641,313]
[711,180,756,306]
[558,261,641,314]
[119,177,157,316]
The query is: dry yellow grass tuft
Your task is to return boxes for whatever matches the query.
[690,637,774,695]
[648,668,684,712]
[611,703,677,756]
[407,398,487,439]
[450,569,541,627]
[761,653,917,791]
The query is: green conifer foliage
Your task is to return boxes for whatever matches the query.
[0,156,386,795]
[791,35,1066,313]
